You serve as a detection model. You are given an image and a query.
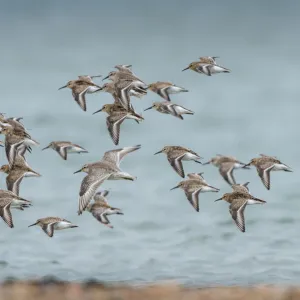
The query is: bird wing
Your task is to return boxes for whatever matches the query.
[55,145,68,160]
[94,190,109,203]
[187,173,205,182]
[12,151,30,169]
[6,170,26,196]
[72,85,90,111]
[91,205,113,228]
[5,140,24,166]
[184,188,201,212]
[115,80,134,110]
[257,163,274,190]
[106,113,128,146]
[101,145,141,168]
[157,86,171,101]
[232,183,249,194]
[42,223,56,237]
[0,202,13,228]
[229,200,247,233]
[78,171,112,215]
[219,163,236,185]
[167,153,186,178]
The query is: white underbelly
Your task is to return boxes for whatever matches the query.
[54,221,72,230]
[183,152,199,161]
[87,86,100,93]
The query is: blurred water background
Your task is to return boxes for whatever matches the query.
[0,0,300,286]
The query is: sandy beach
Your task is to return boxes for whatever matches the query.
[1,281,300,300]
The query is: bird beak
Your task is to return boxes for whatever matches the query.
[28,222,37,227]
[58,85,67,90]
[91,75,102,78]
[243,163,251,169]
[41,145,50,151]
[214,198,223,202]
[144,106,153,111]
[182,66,190,71]
[73,169,82,174]
[102,75,109,81]
[202,161,211,165]
[154,150,163,155]
[92,108,103,115]
[170,185,179,190]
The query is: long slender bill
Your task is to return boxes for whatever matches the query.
[144,106,153,111]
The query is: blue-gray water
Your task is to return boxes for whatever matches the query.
[0,0,300,286]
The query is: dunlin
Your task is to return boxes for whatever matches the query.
[74,145,140,214]
[0,189,32,209]
[93,104,143,145]
[171,173,219,212]
[86,191,123,228]
[114,79,147,110]
[102,71,147,110]
[144,101,194,120]
[0,190,32,228]
[154,146,202,178]
[28,217,78,237]
[1,127,39,166]
[0,154,40,195]
[182,61,230,76]
[42,141,88,160]
[147,81,188,102]
[100,81,146,103]
[215,191,266,232]
[243,154,292,190]
[97,83,144,108]
[106,111,143,145]
[203,155,249,185]
[58,77,102,111]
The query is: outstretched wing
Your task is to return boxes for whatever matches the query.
[0,202,13,228]
[167,153,186,178]
[55,146,68,160]
[106,114,127,145]
[101,145,141,168]
[257,164,274,190]
[42,223,56,237]
[219,163,236,185]
[72,85,90,111]
[184,188,201,212]
[6,171,26,196]
[157,86,171,101]
[78,171,111,215]
[229,200,247,233]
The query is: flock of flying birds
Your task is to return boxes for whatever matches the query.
[0,56,293,236]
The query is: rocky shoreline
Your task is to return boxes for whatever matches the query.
[0,280,300,300]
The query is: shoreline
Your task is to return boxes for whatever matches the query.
[1,280,300,300]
